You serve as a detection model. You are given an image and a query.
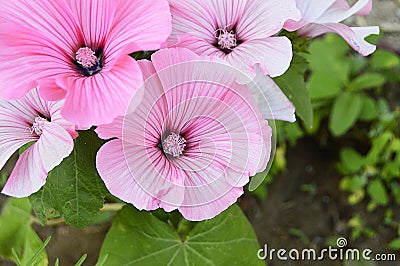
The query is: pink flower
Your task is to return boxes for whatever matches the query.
[96,48,276,221]
[167,0,301,78]
[0,0,172,128]
[284,0,379,56]
[0,88,77,198]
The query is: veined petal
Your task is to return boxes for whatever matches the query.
[96,140,161,211]
[2,122,73,198]
[60,55,143,129]
[299,23,379,56]
[239,0,300,40]
[168,0,219,44]
[248,67,296,122]
[0,22,76,99]
[0,0,83,52]
[284,0,336,31]
[65,0,115,49]
[318,0,373,23]
[105,0,172,65]
[179,186,243,221]
[227,36,293,78]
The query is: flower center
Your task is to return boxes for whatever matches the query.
[162,132,187,157]
[216,28,238,52]
[75,47,103,76]
[30,116,47,136]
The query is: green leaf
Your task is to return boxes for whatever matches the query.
[366,132,392,165]
[359,94,377,121]
[348,72,386,91]
[274,54,313,128]
[329,92,363,136]
[0,198,48,266]
[308,73,342,100]
[74,254,88,266]
[340,176,367,192]
[98,205,264,266]
[19,141,35,155]
[29,129,107,228]
[340,148,365,173]
[388,238,400,250]
[367,180,389,206]
[309,34,351,84]
[370,50,400,70]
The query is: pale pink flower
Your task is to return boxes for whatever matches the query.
[167,0,301,78]
[0,0,172,128]
[284,0,379,56]
[0,88,77,198]
[96,48,277,221]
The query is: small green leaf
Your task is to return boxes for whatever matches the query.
[74,254,87,266]
[19,141,35,155]
[370,50,400,70]
[329,92,363,136]
[308,73,342,100]
[0,198,48,266]
[29,129,107,228]
[359,94,377,121]
[340,148,365,173]
[274,54,313,128]
[340,176,367,193]
[98,205,264,266]
[26,236,51,266]
[309,34,351,83]
[388,238,400,250]
[367,180,389,206]
[348,73,386,91]
[366,132,392,165]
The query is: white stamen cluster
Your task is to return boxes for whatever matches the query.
[30,116,47,136]
[162,132,187,157]
[217,28,238,50]
[75,47,97,68]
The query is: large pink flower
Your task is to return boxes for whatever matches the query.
[0,0,172,128]
[284,0,379,56]
[96,48,279,221]
[0,88,77,198]
[167,0,301,78]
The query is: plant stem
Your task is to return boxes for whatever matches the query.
[31,203,126,226]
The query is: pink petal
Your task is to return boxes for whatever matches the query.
[97,139,185,211]
[137,60,157,80]
[238,0,300,39]
[65,0,115,49]
[179,186,243,221]
[248,67,296,122]
[0,0,82,52]
[318,0,373,23]
[38,79,67,101]
[96,140,161,210]
[168,0,220,44]
[227,36,293,78]
[95,116,124,140]
[60,55,143,129]
[284,0,336,31]
[104,0,172,64]
[0,23,75,100]
[2,122,73,197]
[299,23,379,56]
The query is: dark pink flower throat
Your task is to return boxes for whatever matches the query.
[75,47,103,76]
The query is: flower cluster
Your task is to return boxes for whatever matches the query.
[0,0,378,220]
